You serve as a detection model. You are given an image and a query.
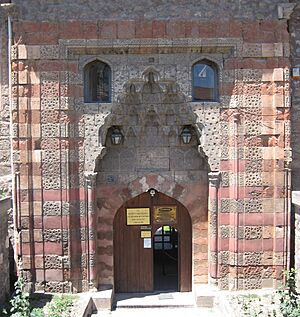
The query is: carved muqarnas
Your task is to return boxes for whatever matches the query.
[94,68,209,177]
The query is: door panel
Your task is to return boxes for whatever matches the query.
[114,193,153,292]
[114,192,192,293]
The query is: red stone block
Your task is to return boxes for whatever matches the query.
[280,26,290,43]
[242,21,260,42]
[152,20,166,38]
[33,216,43,229]
[135,20,153,38]
[260,31,276,43]
[259,20,279,32]
[21,243,31,255]
[241,240,263,252]
[229,21,243,37]
[185,21,199,38]
[215,21,230,38]
[24,32,58,45]
[34,242,44,254]
[275,213,284,226]
[44,216,69,229]
[40,22,59,34]
[117,20,135,39]
[59,21,83,39]
[199,21,217,38]
[46,269,63,281]
[82,21,98,39]
[100,21,117,39]
[12,21,21,33]
[21,21,41,33]
[219,238,229,250]
[166,21,186,38]
[219,213,230,225]
[223,58,239,69]
[262,238,273,251]
[277,57,290,68]
[44,242,63,255]
[274,238,284,252]
[220,82,236,96]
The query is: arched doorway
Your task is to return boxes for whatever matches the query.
[113,191,192,293]
[153,226,178,291]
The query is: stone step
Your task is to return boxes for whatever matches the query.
[194,284,218,308]
[114,291,196,309]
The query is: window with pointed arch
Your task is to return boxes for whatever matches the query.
[84,60,111,103]
[192,60,218,102]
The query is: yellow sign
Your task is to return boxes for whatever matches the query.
[126,208,150,225]
[154,206,177,223]
[141,231,152,238]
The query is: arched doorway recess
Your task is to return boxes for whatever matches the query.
[113,191,192,293]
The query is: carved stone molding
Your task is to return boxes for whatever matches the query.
[278,3,296,19]
[84,172,97,189]
[208,171,221,188]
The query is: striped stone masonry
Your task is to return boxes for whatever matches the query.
[9,14,291,292]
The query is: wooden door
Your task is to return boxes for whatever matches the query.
[113,191,192,293]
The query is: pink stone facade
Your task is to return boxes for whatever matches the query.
[1,1,293,293]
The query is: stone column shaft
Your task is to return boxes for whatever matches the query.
[208,171,221,282]
[85,172,97,289]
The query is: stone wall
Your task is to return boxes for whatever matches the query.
[0,197,11,305]
[290,3,300,288]
[8,0,292,293]
[0,4,12,194]
[12,0,288,21]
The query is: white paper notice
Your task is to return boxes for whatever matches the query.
[143,238,152,248]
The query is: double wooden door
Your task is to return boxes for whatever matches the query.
[113,192,192,293]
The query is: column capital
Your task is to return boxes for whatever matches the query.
[84,171,97,188]
[208,171,221,188]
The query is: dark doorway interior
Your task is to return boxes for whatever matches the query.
[153,226,178,291]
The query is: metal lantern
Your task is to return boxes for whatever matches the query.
[111,127,123,145]
[181,126,192,144]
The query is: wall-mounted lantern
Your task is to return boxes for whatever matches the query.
[181,126,192,144]
[111,127,123,145]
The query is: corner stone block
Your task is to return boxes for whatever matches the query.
[261,95,273,108]
[34,255,44,269]
[262,69,273,82]
[262,43,275,57]
[33,229,43,242]
[31,124,41,138]
[21,230,30,243]
[274,43,283,57]
[22,256,31,269]
[29,71,40,84]
[19,70,28,85]
[273,94,284,107]
[273,68,284,81]
[27,46,41,59]
[262,147,284,160]
[92,289,113,311]
[18,45,27,59]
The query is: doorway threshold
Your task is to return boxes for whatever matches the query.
[114,291,195,309]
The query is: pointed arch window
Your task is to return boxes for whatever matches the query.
[192,60,218,102]
[84,60,111,103]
